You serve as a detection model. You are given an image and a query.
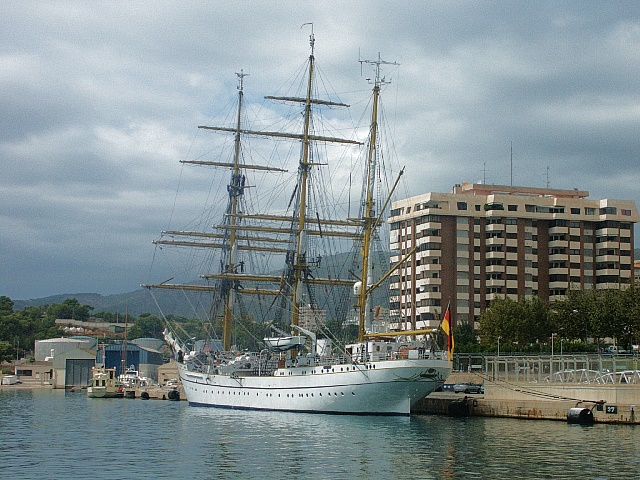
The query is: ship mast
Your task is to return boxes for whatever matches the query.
[264,28,361,338]
[146,32,362,352]
[145,71,288,351]
[221,70,248,351]
[357,53,398,341]
[291,30,316,334]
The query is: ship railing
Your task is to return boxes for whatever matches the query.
[363,349,447,362]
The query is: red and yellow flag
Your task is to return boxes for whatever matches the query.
[441,304,454,361]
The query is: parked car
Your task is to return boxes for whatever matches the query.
[604,345,628,355]
[453,382,482,394]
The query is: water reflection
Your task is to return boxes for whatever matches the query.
[1,389,639,479]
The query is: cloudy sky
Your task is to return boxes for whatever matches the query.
[2,1,640,301]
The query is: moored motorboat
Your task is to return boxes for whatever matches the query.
[87,366,123,399]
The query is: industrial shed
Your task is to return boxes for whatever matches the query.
[99,340,164,382]
[34,337,97,388]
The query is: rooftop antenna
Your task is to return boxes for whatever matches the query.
[545,166,550,188]
[510,141,513,187]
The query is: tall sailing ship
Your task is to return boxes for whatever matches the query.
[146,32,452,415]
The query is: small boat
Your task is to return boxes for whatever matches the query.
[263,335,306,353]
[119,365,151,389]
[87,366,123,398]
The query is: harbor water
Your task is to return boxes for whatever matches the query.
[1,388,639,479]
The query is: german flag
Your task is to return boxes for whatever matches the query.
[441,303,454,361]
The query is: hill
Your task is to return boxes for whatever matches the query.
[15,248,640,319]
[13,251,392,320]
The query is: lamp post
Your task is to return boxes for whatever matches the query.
[497,336,502,357]
[551,333,556,356]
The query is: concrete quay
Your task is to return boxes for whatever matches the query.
[125,384,185,400]
[413,372,640,424]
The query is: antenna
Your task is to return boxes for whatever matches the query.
[510,141,513,187]
[236,69,248,91]
[301,23,314,54]
[359,52,399,86]
[546,166,550,188]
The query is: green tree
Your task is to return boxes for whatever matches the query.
[47,298,93,321]
[479,296,551,347]
[130,313,164,339]
[0,296,14,316]
[452,321,477,351]
[0,341,13,363]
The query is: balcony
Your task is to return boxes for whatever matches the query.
[596,240,619,248]
[419,263,441,272]
[486,236,505,246]
[486,264,505,273]
[548,226,569,235]
[548,239,569,248]
[595,269,620,277]
[486,223,505,232]
[595,227,619,236]
[595,254,619,263]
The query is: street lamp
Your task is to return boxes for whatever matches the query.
[551,333,556,356]
[497,336,502,357]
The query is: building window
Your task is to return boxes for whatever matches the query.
[508,204,518,211]
[571,207,580,214]
[622,209,632,216]
[600,207,617,215]
[484,202,505,211]
[475,204,481,211]
[585,208,596,215]
[457,201,468,210]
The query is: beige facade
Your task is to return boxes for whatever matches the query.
[389,183,640,331]
[298,304,326,331]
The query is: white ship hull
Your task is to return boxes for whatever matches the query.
[177,358,450,415]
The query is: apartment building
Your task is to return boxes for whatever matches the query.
[388,183,640,331]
